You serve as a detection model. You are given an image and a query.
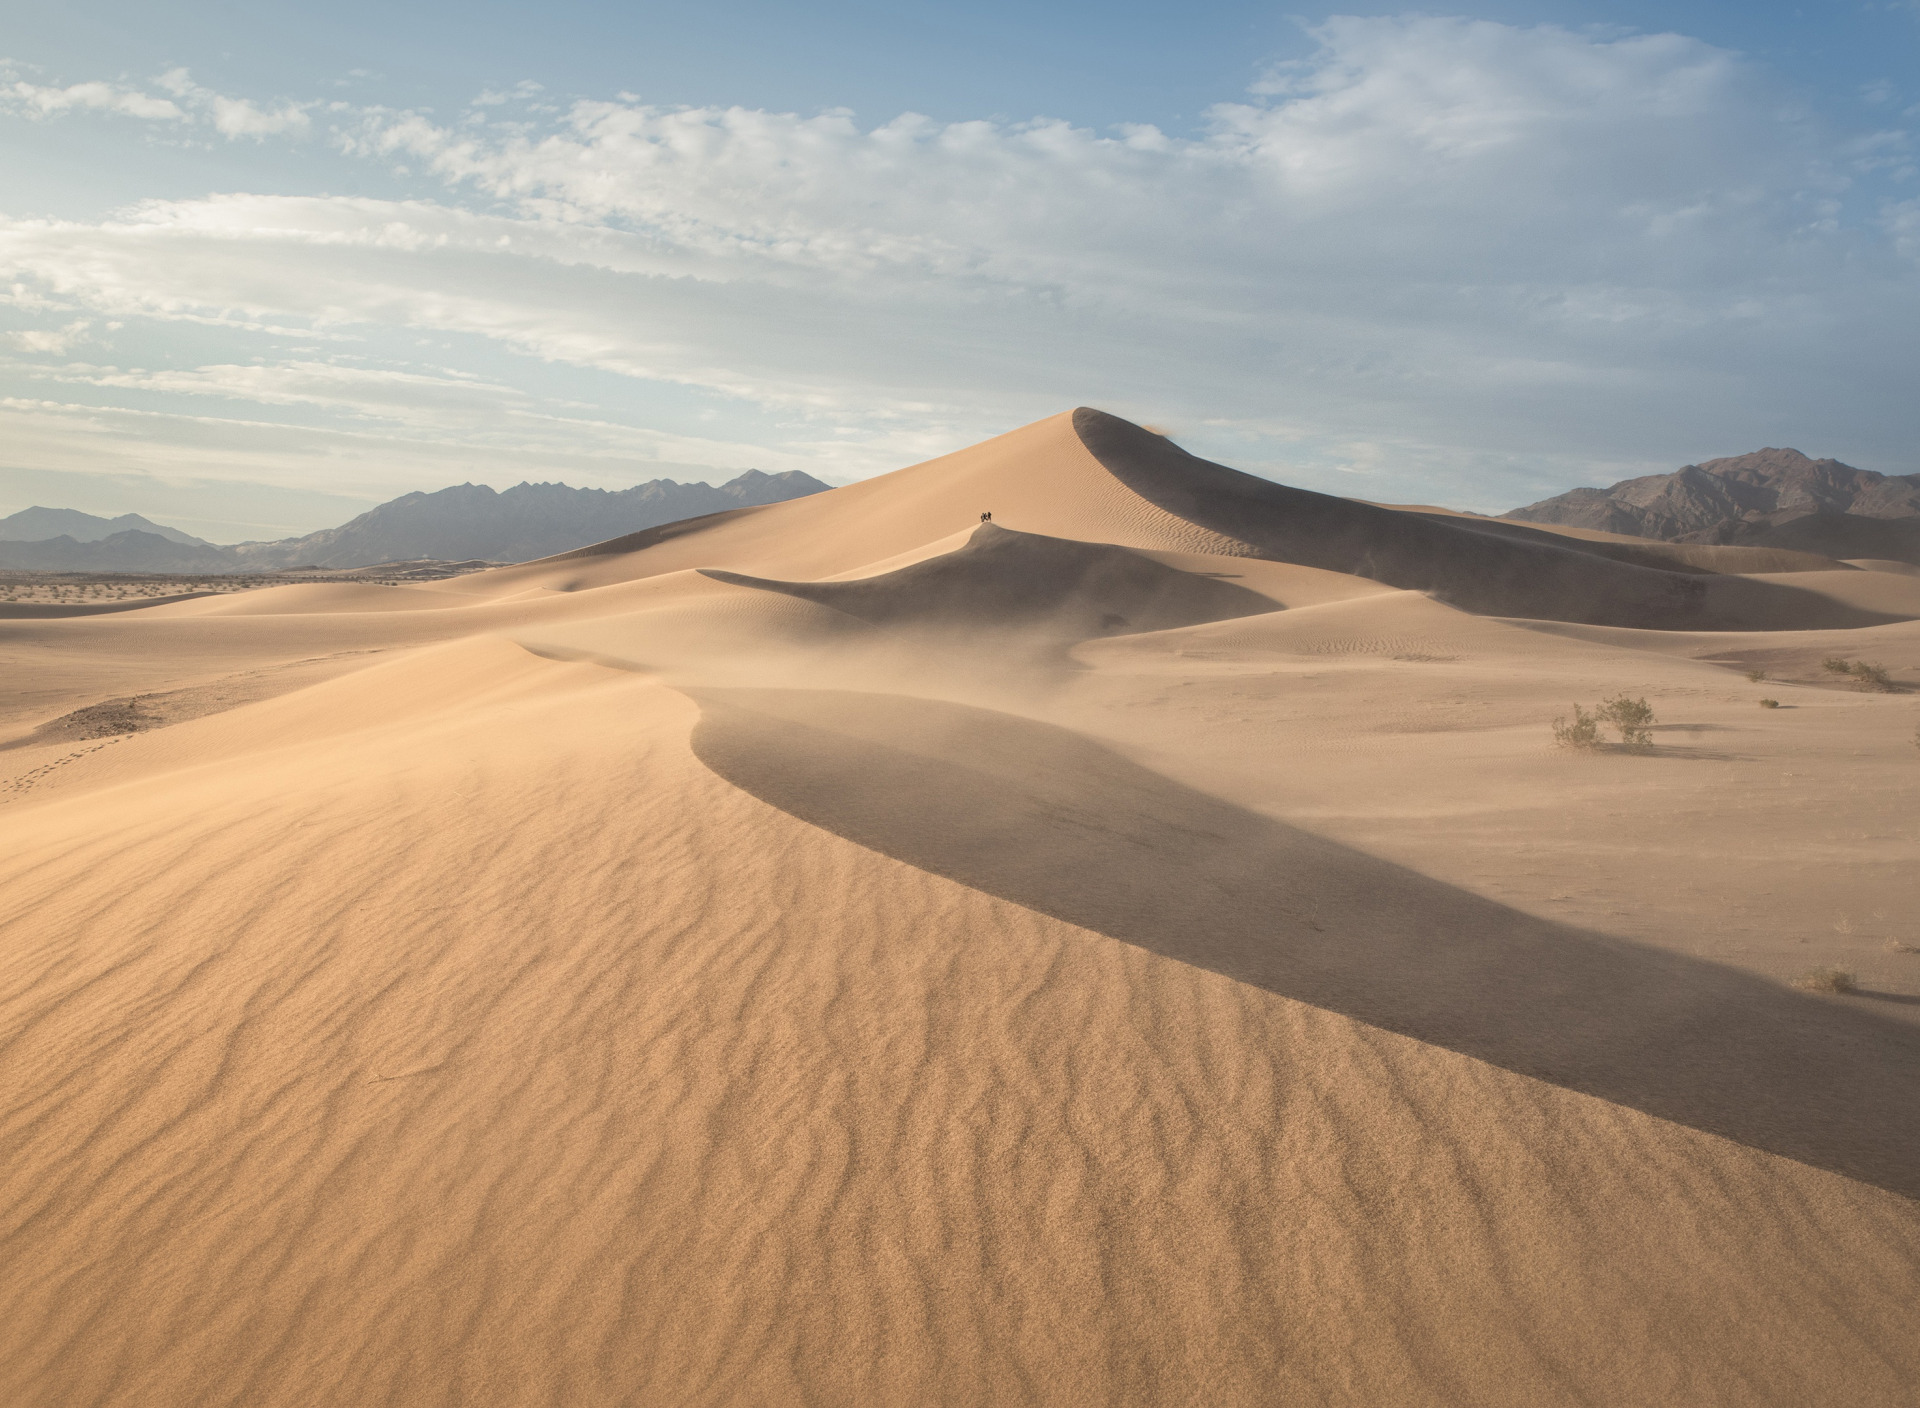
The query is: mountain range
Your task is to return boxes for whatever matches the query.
[12,448,1916,576]
[1503,448,1920,564]
[0,470,831,573]
[0,507,212,549]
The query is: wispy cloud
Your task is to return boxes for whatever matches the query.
[1,64,310,138]
[0,16,1915,507]
[2,76,183,121]
[4,320,92,354]
[155,68,312,138]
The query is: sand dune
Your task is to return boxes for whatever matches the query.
[705,523,1274,640]
[693,684,1920,1194]
[1075,410,1910,629]
[3,409,1917,1406]
[1849,558,1920,578]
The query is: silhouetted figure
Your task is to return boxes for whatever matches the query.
[980,511,992,523]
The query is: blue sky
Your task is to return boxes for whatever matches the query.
[2,2,1916,539]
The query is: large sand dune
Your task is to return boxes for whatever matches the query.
[3,410,1918,1406]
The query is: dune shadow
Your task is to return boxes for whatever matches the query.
[686,685,1920,1200]
[1074,409,1912,632]
[701,523,1274,639]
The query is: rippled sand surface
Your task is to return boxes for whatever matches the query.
[4,411,1919,1405]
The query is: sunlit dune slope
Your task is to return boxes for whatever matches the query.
[448,409,1245,594]
[2,641,1917,1407]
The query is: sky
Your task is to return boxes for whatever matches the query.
[2,3,1917,540]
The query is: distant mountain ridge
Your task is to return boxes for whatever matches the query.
[0,531,242,573]
[0,470,832,573]
[231,471,829,569]
[1503,448,1920,564]
[0,506,211,547]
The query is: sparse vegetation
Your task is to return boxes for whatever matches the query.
[1552,703,1603,750]
[1598,694,1656,749]
[1552,695,1658,750]
[1885,940,1919,956]
[1792,966,1858,994]
[1849,660,1896,692]
[1820,656,1901,692]
[1744,668,1767,683]
[1758,698,1780,709]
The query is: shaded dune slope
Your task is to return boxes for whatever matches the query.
[1073,410,1906,630]
[0,594,223,620]
[689,686,1920,1200]
[702,523,1274,640]
[1393,508,1848,576]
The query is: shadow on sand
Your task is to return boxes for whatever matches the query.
[1074,408,1914,632]
[687,685,1920,1201]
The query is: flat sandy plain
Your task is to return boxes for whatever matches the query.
[3,410,1918,1407]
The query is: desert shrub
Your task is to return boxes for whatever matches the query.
[1599,694,1656,749]
[1758,698,1780,709]
[1744,668,1767,683]
[1885,940,1919,955]
[1792,966,1858,994]
[1552,704,1603,750]
[1849,660,1895,692]
[1823,656,1852,675]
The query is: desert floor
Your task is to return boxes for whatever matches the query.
[3,410,1918,1406]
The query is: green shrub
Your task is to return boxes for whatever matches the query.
[1554,696,1661,749]
[1552,704,1603,750]
[1823,656,1852,675]
[1599,694,1656,749]
[1758,698,1780,709]
[1792,966,1858,994]
[1744,668,1767,683]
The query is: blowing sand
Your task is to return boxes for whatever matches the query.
[3,410,1917,1406]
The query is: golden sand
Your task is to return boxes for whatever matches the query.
[3,411,1917,1405]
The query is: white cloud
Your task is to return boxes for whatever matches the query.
[1,16,1916,506]
[1,64,309,138]
[155,68,312,138]
[2,77,183,121]
[4,320,91,354]
[60,360,518,417]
